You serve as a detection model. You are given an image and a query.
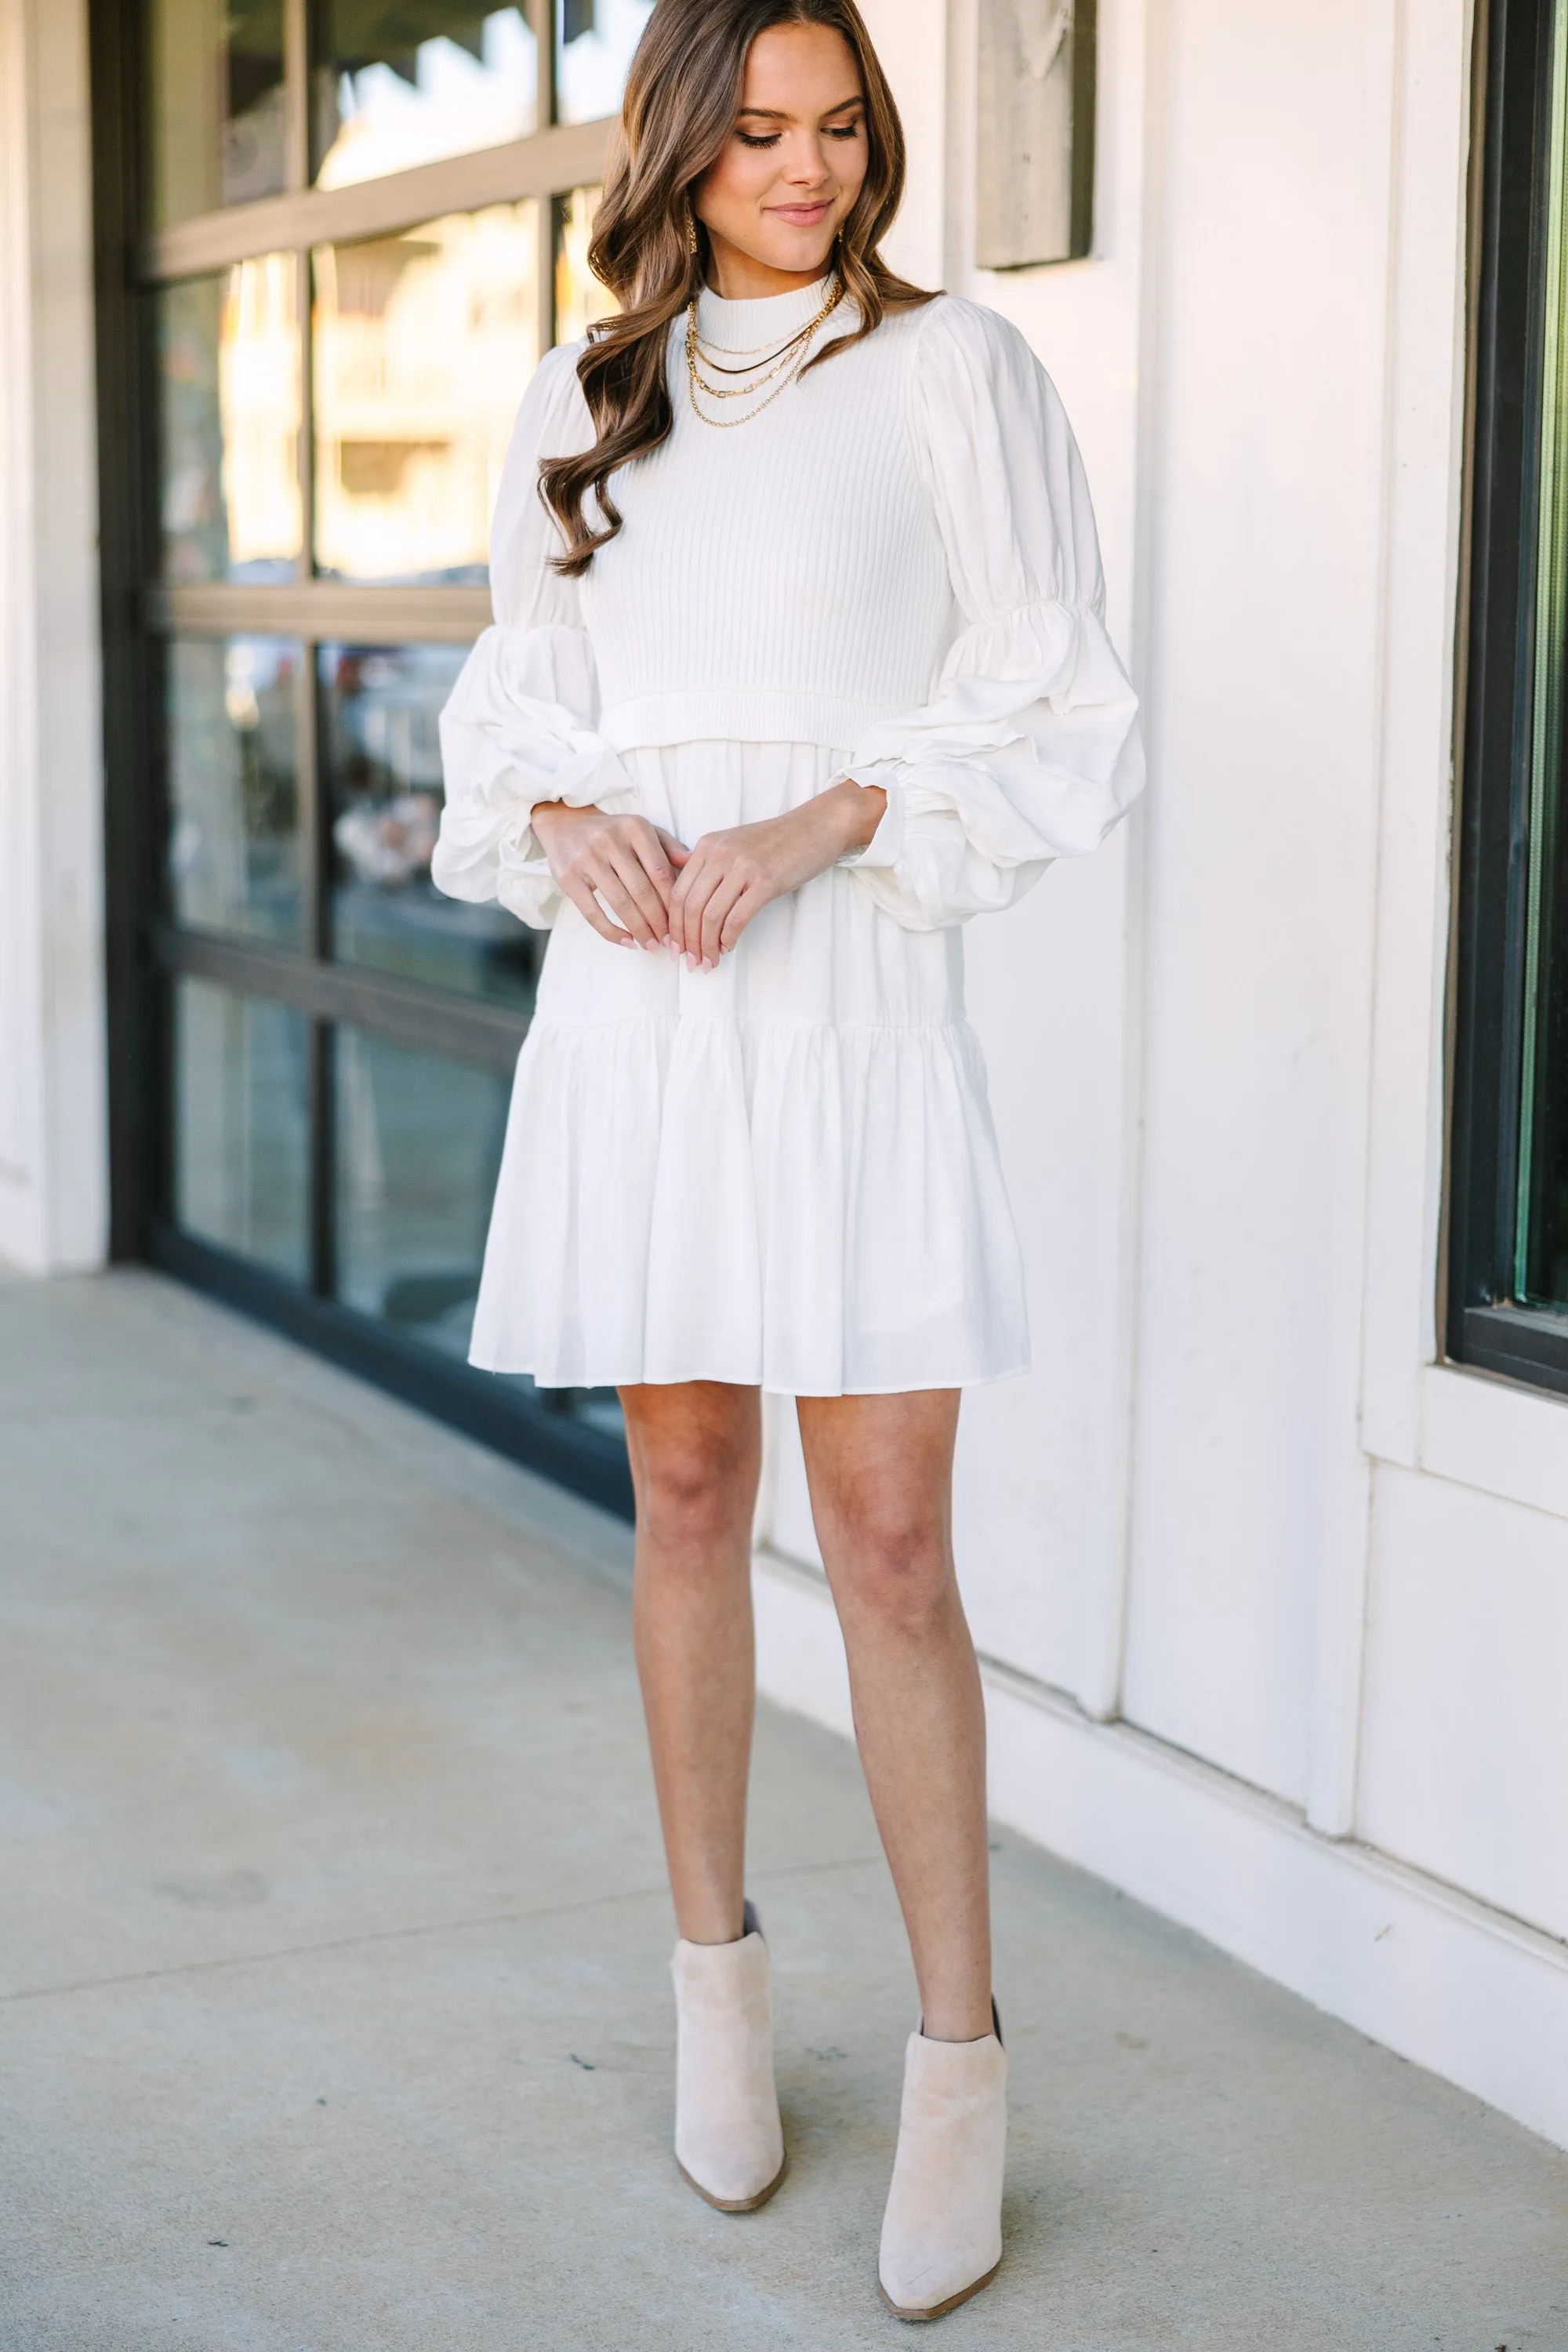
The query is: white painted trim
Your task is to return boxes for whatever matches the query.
[0,0,47,1259]
[1303,0,1410,1840]
[1345,0,1568,1533]
[942,0,977,292]
[1349,0,1568,1544]
[1413,1359,1568,1520]
[1077,0,1157,1725]
[1307,0,1483,1832]
[1356,0,1477,1475]
[1305,1448,1376,1837]
[0,0,107,1276]
[753,1544,1568,2151]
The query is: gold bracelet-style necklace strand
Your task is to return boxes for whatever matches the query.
[694,339,811,378]
[687,278,842,393]
[686,277,844,427]
[688,334,812,424]
[691,311,829,374]
[689,284,840,361]
[688,340,805,400]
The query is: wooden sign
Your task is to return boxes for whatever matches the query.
[976,0,1097,270]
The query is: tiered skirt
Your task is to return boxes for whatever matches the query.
[469,740,1029,1396]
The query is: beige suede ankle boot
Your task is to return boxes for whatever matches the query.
[670,1899,786,2212]
[877,2003,1007,2321]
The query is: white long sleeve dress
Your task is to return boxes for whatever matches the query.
[432,279,1143,1395]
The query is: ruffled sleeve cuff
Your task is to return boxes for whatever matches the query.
[837,779,905,871]
[432,621,639,931]
[840,597,1144,930]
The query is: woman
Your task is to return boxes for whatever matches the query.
[434,0,1142,2320]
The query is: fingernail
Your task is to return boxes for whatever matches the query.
[702,958,716,973]
[684,953,698,972]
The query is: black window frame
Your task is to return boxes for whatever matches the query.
[88,0,637,1513]
[1450,0,1568,1393]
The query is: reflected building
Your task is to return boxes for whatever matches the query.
[313,206,541,585]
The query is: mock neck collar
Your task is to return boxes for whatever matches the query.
[695,273,836,352]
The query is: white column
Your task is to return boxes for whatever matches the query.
[0,0,107,1274]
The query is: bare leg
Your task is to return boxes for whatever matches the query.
[795,1390,991,2042]
[620,1381,762,1947]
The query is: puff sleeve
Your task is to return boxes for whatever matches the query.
[840,299,1144,929]
[430,342,638,930]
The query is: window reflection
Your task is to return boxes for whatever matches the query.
[554,185,617,344]
[157,260,302,584]
[149,0,286,227]
[313,205,539,583]
[174,977,311,1280]
[323,641,541,1010]
[554,0,653,125]
[1518,655,1568,1304]
[334,1024,622,1439]
[335,1026,509,1352]
[166,636,303,946]
[314,2,537,187]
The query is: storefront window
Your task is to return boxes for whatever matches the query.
[173,978,311,1280]
[554,0,654,127]
[165,636,304,946]
[312,205,539,585]
[334,1025,509,1348]
[554,185,617,344]
[148,0,288,226]
[321,640,540,1009]
[1515,15,1568,1312]
[156,260,303,585]
[125,0,639,1511]
[1451,0,1568,1393]
[313,2,539,189]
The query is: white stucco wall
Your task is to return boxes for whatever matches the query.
[754,0,1568,2151]
[0,0,107,1276]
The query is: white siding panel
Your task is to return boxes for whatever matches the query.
[1359,1464,1568,1944]
[1120,0,1398,1799]
[941,0,1151,1707]
[955,842,1134,1693]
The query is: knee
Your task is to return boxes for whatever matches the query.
[637,1437,750,1552]
[831,1493,953,1636]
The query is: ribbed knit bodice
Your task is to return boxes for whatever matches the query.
[437,285,1144,933]
[576,281,953,753]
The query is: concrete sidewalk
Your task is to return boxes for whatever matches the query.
[1,1270,1563,2350]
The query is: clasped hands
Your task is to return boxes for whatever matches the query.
[530,781,887,968]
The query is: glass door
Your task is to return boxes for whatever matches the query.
[1516,0,1568,1316]
[1447,0,1568,1393]
[101,0,649,1509]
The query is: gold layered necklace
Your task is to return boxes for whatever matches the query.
[685,275,845,429]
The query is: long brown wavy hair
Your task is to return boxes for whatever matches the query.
[539,0,934,575]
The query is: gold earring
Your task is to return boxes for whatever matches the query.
[686,208,699,258]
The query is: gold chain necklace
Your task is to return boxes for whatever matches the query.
[685,277,844,428]
[691,282,839,361]
[694,321,808,357]
[694,337,812,377]
[688,339,807,401]
[687,279,842,401]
